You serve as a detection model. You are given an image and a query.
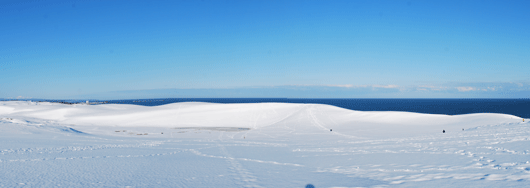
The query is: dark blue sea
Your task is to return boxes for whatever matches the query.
[102,98,529,118]
[9,98,529,118]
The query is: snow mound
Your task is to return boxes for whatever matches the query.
[0,101,522,139]
[1,101,529,187]
[0,102,522,137]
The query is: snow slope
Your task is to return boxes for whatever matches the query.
[0,101,528,187]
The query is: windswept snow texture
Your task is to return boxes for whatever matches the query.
[0,101,528,187]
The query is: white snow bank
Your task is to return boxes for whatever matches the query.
[1,101,529,187]
[0,101,523,139]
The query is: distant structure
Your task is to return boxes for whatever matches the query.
[86,100,89,104]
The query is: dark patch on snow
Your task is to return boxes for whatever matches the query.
[60,127,87,134]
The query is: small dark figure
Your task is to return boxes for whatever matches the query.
[330,129,332,131]
[443,130,445,133]
[462,128,464,131]
[306,184,315,188]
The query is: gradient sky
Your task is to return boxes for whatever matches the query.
[1,0,529,99]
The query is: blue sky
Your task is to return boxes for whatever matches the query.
[1,0,529,99]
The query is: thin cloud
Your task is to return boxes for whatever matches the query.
[416,85,448,91]
[485,87,496,91]
[456,87,477,92]
[372,85,399,89]
[325,84,369,88]
[17,96,30,99]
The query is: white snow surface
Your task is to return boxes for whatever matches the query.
[0,101,528,187]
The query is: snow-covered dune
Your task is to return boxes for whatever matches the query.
[0,101,522,137]
[0,101,528,187]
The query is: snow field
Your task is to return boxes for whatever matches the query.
[0,101,528,187]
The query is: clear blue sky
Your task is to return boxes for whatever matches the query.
[1,0,529,99]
